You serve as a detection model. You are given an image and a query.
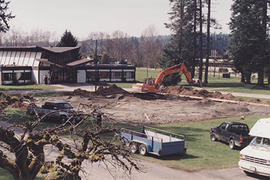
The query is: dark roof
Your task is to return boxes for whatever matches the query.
[36,58,64,68]
[66,58,93,67]
[41,46,80,53]
[0,46,80,53]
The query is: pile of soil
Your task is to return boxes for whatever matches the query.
[72,85,130,98]
[72,88,93,97]
[164,86,242,101]
[95,85,129,96]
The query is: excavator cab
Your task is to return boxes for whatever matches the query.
[143,78,155,86]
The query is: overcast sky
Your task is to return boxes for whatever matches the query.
[9,0,233,40]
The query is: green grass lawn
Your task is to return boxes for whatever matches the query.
[0,84,61,91]
[0,168,13,180]
[108,68,162,89]
[111,68,270,95]
[137,114,269,171]
[2,108,269,171]
[4,108,63,130]
[136,68,162,82]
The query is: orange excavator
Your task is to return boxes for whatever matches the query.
[141,63,201,93]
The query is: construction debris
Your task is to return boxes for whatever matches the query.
[0,92,32,110]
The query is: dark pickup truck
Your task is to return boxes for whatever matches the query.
[27,101,83,123]
[210,122,252,149]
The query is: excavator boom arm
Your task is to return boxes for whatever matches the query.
[153,64,194,90]
[141,63,196,92]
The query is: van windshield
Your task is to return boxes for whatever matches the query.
[251,137,270,147]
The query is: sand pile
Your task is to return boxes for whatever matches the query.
[164,86,242,101]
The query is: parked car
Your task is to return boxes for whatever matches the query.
[210,122,252,149]
[121,126,186,157]
[27,101,83,123]
[239,118,270,177]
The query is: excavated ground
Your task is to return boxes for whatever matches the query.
[32,85,270,125]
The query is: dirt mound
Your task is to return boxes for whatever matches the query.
[72,85,130,98]
[72,88,93,97]
[133,92,166,100]
[96,85,129,96]
[164,86,242,101]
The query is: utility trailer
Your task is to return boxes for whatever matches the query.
[121,126,186,157]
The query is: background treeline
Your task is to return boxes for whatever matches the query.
[0,27,230,68]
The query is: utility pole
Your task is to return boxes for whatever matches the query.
[192,0,197,78]
[94,40,98,92]
[204,0,211,84]
[198,0,203,81]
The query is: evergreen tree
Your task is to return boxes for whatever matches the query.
[160,0,196,85]
[229,0,270,86]
[0,0,14,33]
[57,30,78,47]
[57,30,80,59]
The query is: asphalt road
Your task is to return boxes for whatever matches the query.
[81,159,268,180]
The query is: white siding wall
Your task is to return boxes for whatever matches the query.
[32,70,39,84]
[33,52,42,66]
[18,51,25,66]
[77,70,86,83]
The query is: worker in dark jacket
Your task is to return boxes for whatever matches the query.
[96,109,102,128]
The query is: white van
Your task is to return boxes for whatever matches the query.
[239,118,270,177]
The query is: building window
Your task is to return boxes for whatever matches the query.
[99,70,110,81]
[19,72,31,81]
[86,70,97,82]
[124,71,133,78]
[3,73,13,81]
[111,71,122,81]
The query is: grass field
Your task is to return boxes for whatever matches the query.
[134,68,270,96]
[109,68,162,88]
[0,84,61,91]
[2,108,269,171]
[138,114,269,170]
[0,168,12,180]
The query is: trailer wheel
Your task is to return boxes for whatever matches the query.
[129,143,138,154]
[139,144,147,156]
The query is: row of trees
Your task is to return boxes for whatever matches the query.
[80,26,168,67]
[160,0,269,86]
[0,27,167,67]
[160,0,215,85]
[229,0,270,86]
[0,28,59,47]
